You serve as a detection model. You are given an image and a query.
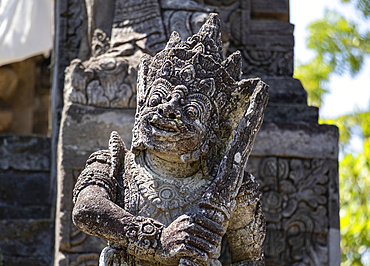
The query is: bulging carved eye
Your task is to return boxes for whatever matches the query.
[149,94,161,107]
[180,65,195,82]
[185,105,199,120]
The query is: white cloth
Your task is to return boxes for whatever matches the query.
[0,0,52,66]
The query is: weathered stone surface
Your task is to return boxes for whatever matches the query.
[59,103,136,162]
[264,104,319,123]
[0,135,51,171]
[0,135,52,265]
[0,171,51,219]
[245,155,339,265]
[259,77,320,123]
[251,122,339,159]
[0,219,52,266]
[55,104,136,261]
[262,77,307,104]
[71,14,268,265]
[251,0,289,21]
[53,1,340,265]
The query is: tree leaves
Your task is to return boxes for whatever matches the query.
[294,10,370,107]
[294,2,370,265]
[342,0,370,18]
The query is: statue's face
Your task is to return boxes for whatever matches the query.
[138,78,211,155]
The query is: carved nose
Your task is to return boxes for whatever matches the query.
[158,99,181,119]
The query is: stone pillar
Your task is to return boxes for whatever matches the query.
[247,123,339,265]
[213,0,340,264]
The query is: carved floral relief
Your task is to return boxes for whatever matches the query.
[246,157,336,265]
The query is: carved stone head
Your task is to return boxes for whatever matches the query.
[132,14,261,177]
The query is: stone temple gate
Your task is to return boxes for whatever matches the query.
[0,0,340,265]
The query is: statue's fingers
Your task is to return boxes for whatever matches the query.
[187,223,222,245]
[165,214,192,233]
[183,233,217,255]
[176,214,192,223]
[191,213,226,236]
[179,257,200,266]
[175,243,208,263]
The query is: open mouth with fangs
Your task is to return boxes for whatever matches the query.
[150,115,180,137]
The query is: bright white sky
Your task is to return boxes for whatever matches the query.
[290,0,370,118]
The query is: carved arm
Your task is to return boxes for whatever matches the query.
[73,168,222,265]
[73,184,164,260]
[72,145,164,261]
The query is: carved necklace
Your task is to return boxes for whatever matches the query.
[129,152,212,212]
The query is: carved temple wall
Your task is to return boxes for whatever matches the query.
[53,0,340,265]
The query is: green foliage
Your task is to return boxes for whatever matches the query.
[294,10,370,107]
[295,1,370,265]
[294,57,330,107]
[342,0,370,18]
[323,112,370,149]
[340,150,370,265]
[308,10,370,75]
[323,112,370,265]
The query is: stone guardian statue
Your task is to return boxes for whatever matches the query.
[72,13,269,265]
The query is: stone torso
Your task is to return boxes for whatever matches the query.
[73,146,265,265]
[120,151,211,226]
[110,151,223,265]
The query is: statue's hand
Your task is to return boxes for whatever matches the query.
[155,213,223,265]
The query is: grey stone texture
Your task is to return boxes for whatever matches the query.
[52,0,340,265]
[247,124,339,265]
[71,14,268,265]
[55,104,135,263]
[0,135,52,265]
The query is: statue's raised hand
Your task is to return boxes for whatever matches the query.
[155,213,224,265]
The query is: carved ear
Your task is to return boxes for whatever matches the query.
[160,60,173,77]
[180,65,196,83]
[137,54,152,107]
[222,51,242,81]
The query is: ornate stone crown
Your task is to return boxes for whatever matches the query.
[132,13,266,177]
[136,13,258,123]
